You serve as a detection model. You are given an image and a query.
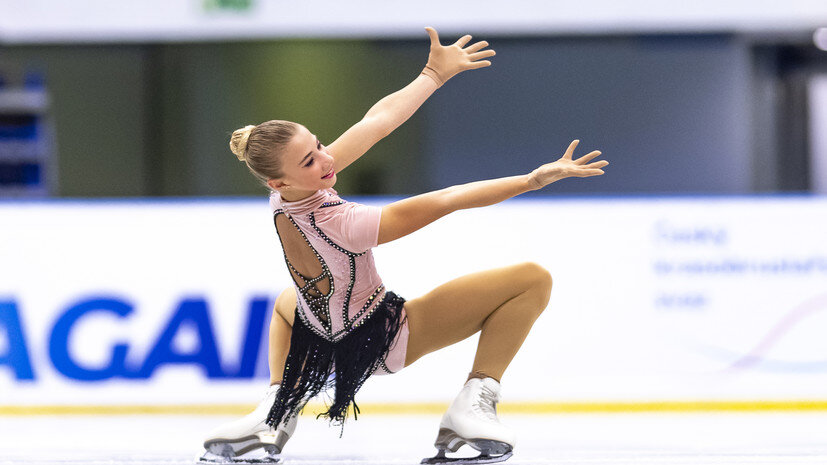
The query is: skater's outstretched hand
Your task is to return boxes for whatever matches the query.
[527,140,608,190]
[420,26,495,88]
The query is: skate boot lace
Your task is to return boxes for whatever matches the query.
[472,385,500,422]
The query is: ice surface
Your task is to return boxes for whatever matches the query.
[2,412,827,464]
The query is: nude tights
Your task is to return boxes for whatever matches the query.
[269,262,553,388]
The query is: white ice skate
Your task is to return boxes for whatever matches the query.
[199,383,298,463]
[421,377,516,465]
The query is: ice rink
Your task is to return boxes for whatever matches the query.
[3,411,827,465]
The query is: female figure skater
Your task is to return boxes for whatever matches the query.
[201,26,607,465]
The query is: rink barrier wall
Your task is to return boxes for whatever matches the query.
[4,400,827,416]
[3,196,827,408]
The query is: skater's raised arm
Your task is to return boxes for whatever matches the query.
[377,140,608,245]
[328,27,495,174]
[327,75,437,174]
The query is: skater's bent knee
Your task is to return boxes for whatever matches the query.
[521,262,552,291]
[520,262,552,311]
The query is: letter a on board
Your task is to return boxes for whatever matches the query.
[138,298,224,378]
[0,301,35,380]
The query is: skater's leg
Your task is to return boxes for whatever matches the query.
[201,287,300,461]
[408,262,550,463]
[269,287,312,390]
[403,262,552,383]
[268,287,296,386]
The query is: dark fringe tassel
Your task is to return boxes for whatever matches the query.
[266,291,406,438]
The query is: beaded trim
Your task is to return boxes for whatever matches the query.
[308,211,364,338]
[378,358,393,374]
[319,200,346,208]
[348,285,385,327]
[294,301,331,341]
[308,212,368,257]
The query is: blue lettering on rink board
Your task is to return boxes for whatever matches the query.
[136,298,225,379]
[236,297,269,378]
[0,301,35,380]
[49,298,134,380]
[0,295,272,382]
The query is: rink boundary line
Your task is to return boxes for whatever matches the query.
[5,400,827,415]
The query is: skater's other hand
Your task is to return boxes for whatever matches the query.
[527,140,608,190]
[420,26,495,88]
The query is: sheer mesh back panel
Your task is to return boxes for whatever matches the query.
[275,212,332,329]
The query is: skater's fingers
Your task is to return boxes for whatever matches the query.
[574,150,602,165]
[563,140,579,159]
[575,169,605,177]
[454,34,473,48]
[583,160,609,169]
[425,26,441,46]
[464,40,490,53]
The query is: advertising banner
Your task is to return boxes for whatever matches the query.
[1,196,827,407]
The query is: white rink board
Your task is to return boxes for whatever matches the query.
[1,195,827,406]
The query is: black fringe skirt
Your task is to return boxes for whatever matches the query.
[266,290,407,438]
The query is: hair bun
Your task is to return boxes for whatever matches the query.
[230,125,256,161]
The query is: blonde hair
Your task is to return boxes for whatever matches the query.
[230,120,299,191]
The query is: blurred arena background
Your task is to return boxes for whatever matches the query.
[1,1,827,464]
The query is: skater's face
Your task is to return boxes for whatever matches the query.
[268,124,337,193]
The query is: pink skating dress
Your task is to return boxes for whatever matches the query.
[266,187,409,435]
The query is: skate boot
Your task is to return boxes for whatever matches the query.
[421,377,516,465]
[199,383,298,463]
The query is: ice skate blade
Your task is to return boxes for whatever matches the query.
[201,433,285,463]
[435,427,513,456]
[422,428,514,464]
[420,449,513,465]
[199,450,281,464]
[202,428,292,457]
